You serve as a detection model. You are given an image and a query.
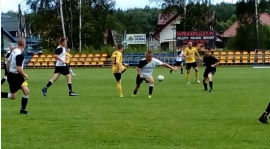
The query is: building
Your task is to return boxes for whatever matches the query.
[222,13,270,38]
[152,13,180,51]
[147,32,160,51]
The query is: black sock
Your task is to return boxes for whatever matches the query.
[149,86,153,95]
[265,102,270,114]
[203,83,208,90]
[1,78,7,85]
[1,92,9,98]
[68,83,72,92]
[181,68,183,73]
[209,81,213,90]
[45,81,53,89]
[133,89,138,95]
[21,97,28,110]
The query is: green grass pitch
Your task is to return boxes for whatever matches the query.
[1,66,270,149]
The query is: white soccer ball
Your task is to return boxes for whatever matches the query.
[157,75,164,82]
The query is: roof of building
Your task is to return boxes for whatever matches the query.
[222,13,270,37]
[1,26,16,42]
[157,12,178,26]
[152,13,180,40]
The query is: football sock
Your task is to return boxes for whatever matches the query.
[203,83,208,90]
[149,85,154,95]
[21,95,28,110]
[209,81,213,90]
[70,69,74,75]
[186,72,190,82]
[195,71,199,80]
[265,102,270,114]
[133,89,138,95]
[180,68,183,74]
[45,80,53,89]
[117,82,122,96]
[68,83,72,92]
[1,92,11,99]
[1,76,7,85]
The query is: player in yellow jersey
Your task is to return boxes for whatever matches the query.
[111,44,127,97]
[65,48,76,77]
[183,42,202,84]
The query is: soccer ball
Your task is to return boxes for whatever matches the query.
[157,75,164,82]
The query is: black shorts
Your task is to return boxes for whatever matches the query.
[175,61,183,66]
[203,68,216,78]
[4,64,8,76]
[66,63,70,68]
[186,62,197,69]
[136,74,149,84]
[113,69,127,81]
[54,66,70,75]
[7,73,25,93]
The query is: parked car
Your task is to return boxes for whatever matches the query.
[25,44,43,54]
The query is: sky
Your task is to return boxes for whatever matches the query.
[1,0,235,13]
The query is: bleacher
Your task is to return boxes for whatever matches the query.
[26,53,108,68]
[2,50,270,68]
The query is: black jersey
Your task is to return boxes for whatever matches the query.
[203,55,218,69]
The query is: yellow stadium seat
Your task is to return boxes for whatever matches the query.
[91,61,97,66]
[227,59,233,64]
[86,58,91,61]
[235,51,241,55]
[221,52,226,56]
[213,51,219,56]
[77,61,83,66]
[250,51,255,55]
[100,57,106,61]
[84,61,90,66]
[30,58,37,62]
[235,56,241,60]
[258,58,263,63]
[235,59,240,64]
[243,51,248,55]
[27,62,34,67]
[35,62,41,67]
[227,55,233,60]
[242,59,248,64]
[44,58,50,62]
[249,58,254,63]
[74,54,80,58]
[49,61,54,67]
[93,58,99,61]
[98,61,104,66]
[38,58,43,62]
[265,58,270,63]
[42,61,47,67]
[219,59,225,65]
[40,54,46,58]
[88,54,94,58]
[257,51,262,55]
[101,53,107,57]
[47,54,52,58]
[94,54,101,57]
[33,54,38,58]
[70,61,76,67]
[228,51,233,55]
[220,56,226,60]
[69,54,73,58]
[81,54,86,58]
[51,58,56,62]
[71,58,78,62]
[79,58,85,61]
[265,50,270,55]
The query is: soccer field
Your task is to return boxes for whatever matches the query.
[1,66,270,149]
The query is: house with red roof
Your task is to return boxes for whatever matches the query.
[152,13,180,50]
[222,13,270,38]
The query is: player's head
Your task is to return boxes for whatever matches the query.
[59,37,67,47]
[9,44,15,52]
[204,48,211,57]
[117,44,123,52]
[188,42,192,49]
[17,37,26,50]
[145,51,153,62]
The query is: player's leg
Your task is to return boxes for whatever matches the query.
[145,75,154,98]
[1,66,8,85]
[208,73,213,92]
[64,68,78,96]
[202,69,208,91]
[20,82,29,114]
[186,63,191,84]
[114,73,124,97]
[1,74,21,100]
[42,70,61,96]
[132,74,143,97]
[69,66,76,76]
[180,62,184,74]
[193,63,200,83]
[259,102,270,124]
[170,62,177,74]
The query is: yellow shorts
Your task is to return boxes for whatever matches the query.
[21,81,28,87]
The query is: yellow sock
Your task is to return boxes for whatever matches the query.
[117,82,123,96]
[195,71,199,80]
[186,73,190,82]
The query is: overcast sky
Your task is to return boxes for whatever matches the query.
[1,0,235,13]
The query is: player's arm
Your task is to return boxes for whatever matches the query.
[53,48,65,63]
[182,48,188,58]
[137,60,145,78]
[155,59,176,70]
[6,60,10,73]
[212,57,219,67]
[16,54,28,79]
[195,48,202,60]
[115,55,122,73]
[202,56,206,66]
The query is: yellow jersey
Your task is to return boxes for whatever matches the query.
[111,51,125,73]
[184,47,197,63]
[66,52,71,64]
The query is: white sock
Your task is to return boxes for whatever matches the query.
[70,69,74,75]
[8,93,11,99]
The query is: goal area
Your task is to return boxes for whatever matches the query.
[253,49,270,68]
